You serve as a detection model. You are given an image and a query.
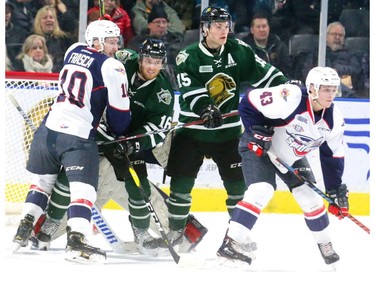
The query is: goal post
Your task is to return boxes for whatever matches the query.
[5,71,59,216]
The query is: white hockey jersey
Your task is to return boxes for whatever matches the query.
[239,83,345,189]
[45,43,131,139]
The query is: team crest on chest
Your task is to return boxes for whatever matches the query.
[157,89,172,105]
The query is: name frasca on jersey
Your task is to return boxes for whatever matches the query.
[67,51,95,68]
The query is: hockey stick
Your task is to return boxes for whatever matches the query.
[91,205,138,253]
[99,0,105,19]
[267,151,370,234]
[97,111,239,145]
[8,95,37,131]
[148,181,208,253]
[124,157,181,264]
[8,94,137,252]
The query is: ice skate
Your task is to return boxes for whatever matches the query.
[216,236,256,266]
[318,242,340,265]
[131,225,161,256]
[13,214,35,251]
[159,229,184,249]
[65,230,106,264]
[32,217,61,250]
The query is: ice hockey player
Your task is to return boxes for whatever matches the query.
[163,6,288,248]
[217,67,349,266]
[12,19,131,263]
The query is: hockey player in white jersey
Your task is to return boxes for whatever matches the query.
[217,67,349,266]
[12,19,131,263]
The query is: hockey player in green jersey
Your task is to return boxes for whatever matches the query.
[103,38,176,254]
[162,6,289,248]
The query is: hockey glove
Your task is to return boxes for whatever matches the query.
[199,104,223,128]
[247,125,274,157]
[327,184,349,219]
[113,140,140,159]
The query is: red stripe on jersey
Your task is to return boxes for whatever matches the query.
[238,201,261,215]
[304,205,326,218]
[71,199,94,208]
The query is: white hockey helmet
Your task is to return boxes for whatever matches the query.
[305,66,341,95]
[85,20,120,48]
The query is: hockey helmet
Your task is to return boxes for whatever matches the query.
[305,67,341,96]
[85,20,120,48]
[139,38,167,63]
[200,6,233,32]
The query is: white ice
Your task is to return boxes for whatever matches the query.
[2,211,372,280]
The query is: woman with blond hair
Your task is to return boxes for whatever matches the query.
[33,5,74,72]
[13,34,54,73]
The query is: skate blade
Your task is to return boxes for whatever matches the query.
[65,250,106,264]
[12,243,22,253]
[216,256,252,269]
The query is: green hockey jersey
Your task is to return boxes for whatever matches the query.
[175,37,288,142]
[114,49,175,150]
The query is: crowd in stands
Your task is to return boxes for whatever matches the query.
[5,0,370,98]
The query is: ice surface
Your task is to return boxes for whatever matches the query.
[2,211,372,280]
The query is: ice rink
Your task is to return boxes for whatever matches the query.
[2,210,372,280]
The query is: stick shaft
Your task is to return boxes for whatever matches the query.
[98,111,239,145]
[127,163,181,263]
[267,151,370,234]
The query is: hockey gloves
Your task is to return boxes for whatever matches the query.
[327,184,349,219]
[247,125,274,157]
[114,140,140,159]
[199,104,223,128]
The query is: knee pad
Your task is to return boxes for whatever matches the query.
[243,182,274,210]
[69,182,97,205]
[292,184,324,213]
[32,173,58,194]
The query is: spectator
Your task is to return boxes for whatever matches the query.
[128,3,183,89]
[7,0,38,34]
[131,0,185,36]
[326,21,361,98]
[87,0,134,47]
[264,0,320,45]
[36,0,79,40]
[242,12,293,79]
[33,5,74,72]
[6,51,14,71]
[13,34,54,73]
[5,1,29,66]
[163,0,196,30]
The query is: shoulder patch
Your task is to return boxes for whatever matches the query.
[176,50,189,66]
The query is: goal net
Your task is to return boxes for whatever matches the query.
[5,72,59,217]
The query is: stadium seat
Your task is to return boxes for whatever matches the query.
[339,9,369,37]
[344,37,369,53]
[288,34,319,57]
[235,32,249,40]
